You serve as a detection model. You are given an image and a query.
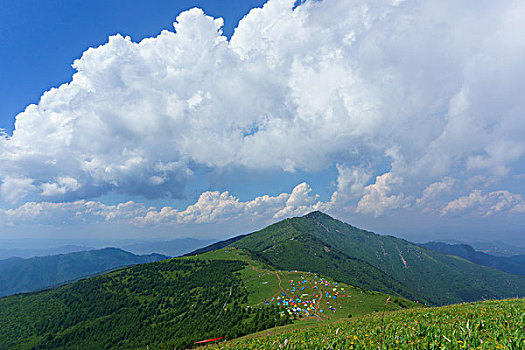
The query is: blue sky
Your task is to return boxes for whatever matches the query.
[0,0,267,133]
[1,0,525,246]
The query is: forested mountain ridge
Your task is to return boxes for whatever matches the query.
[419,241,525,276]
[0,247,167,297]
[200,211,525,305]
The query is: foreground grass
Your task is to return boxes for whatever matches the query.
[207,298,525,349]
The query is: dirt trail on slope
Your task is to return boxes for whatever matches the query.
[313,290,329,320]
[271,271,284,293]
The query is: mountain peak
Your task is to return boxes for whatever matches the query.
[192,210,525,305]
[302,210,334,220]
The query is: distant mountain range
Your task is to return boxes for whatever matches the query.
[122,238,216,257]
[468,241,525,256]
[418,241,525,276]
[439,239,525,257]
[0,244,93,260]
[0,238,215,261]
[0,247,167,297]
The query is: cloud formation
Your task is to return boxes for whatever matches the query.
[442,189,525,217]
[416,177,456,204]
[356,172,411,217]
[1,0,525,228]
[0,182,321,227]
[2,180,525,233]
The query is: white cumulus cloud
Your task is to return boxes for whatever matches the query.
[0,182,321,227]
[326,164,371,210]
[356,172,411,217]
[137,182,320,225]
[40,176,81,197]
[441,189,525,217]
[417,177,456,204]
[0,0,524,219]
[0,200,151,225]
[0,176,36,203]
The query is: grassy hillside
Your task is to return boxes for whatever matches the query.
[0,247,417,349]
[3,212,522,348]
[188,248,419,320]
[211,298,525,349]
[231,222,423,302]
[0,247,167,297]
[228,211,525,305]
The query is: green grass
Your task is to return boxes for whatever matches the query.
[190,248,419,320]
[208,298,525,349]
[8,243,516,349]
[182,248,280,305]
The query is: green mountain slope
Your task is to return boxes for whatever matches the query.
[222,211,525,305]
[187,234,249,256]
[231,220,423,302]
[419,241,525,276]
[188,248,419,319]
[0,257,285,349]
[2,212,523,348]
[0,247,167,297]
[0,247,418,349]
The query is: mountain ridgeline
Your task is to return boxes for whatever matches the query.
[0,247,167,297]
[199,211,525,305]
[418,241,525,276]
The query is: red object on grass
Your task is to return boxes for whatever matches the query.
[194,336,224,344]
